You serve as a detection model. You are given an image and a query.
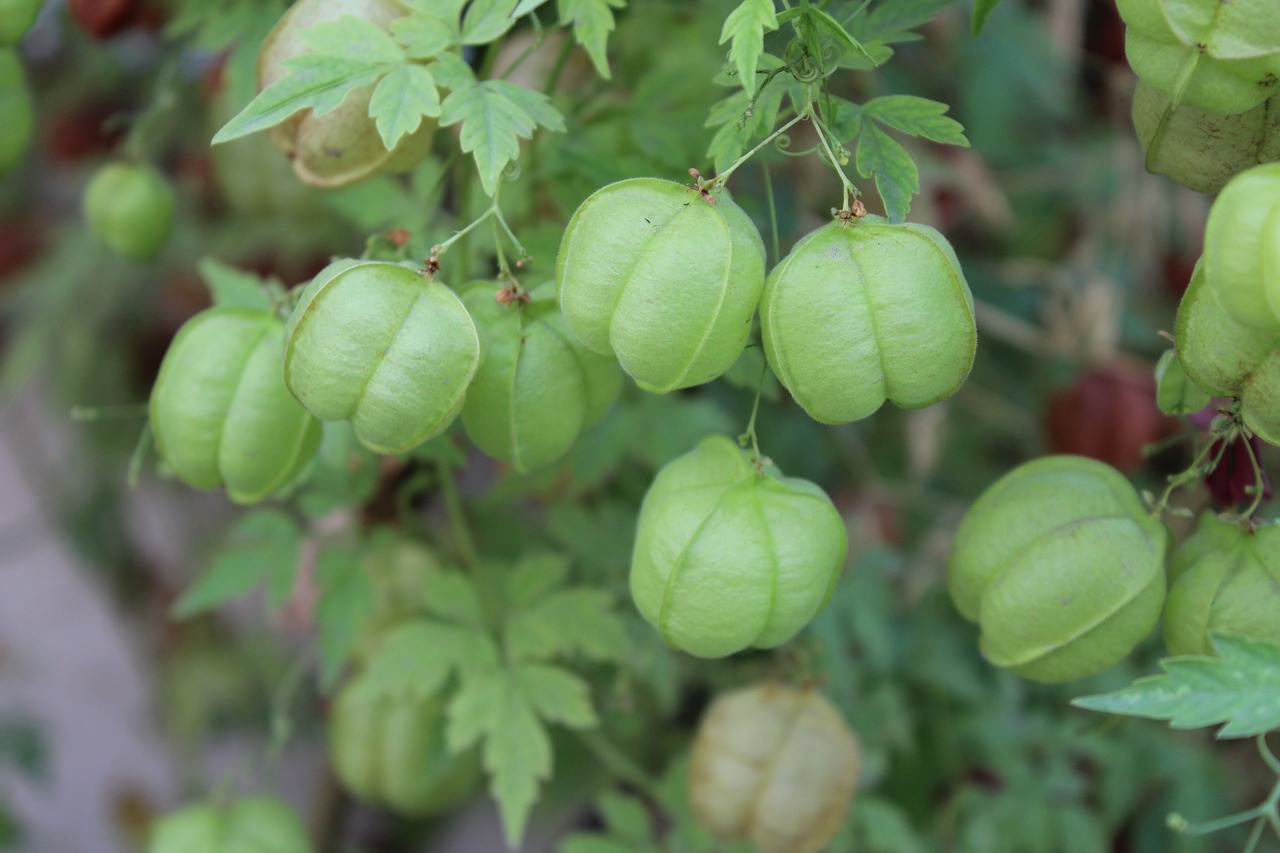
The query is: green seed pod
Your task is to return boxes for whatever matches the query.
[148,796,313,853]
[690,683,861,853]
[1132,81,1280,194]
[555,177,766,393]
[1169,512,1244,585]
[1165,521,1280,656]
[0,0,41,47]
[150,308,323,504]
[459,281,621,473]
[759,218,976,425]
[1155,348,1211,416]
[258,0,434,187]
[948,455,1169,683]
[1118,0,1280,115]
[83,162,175,262]
[630,435,847,658]
[0,50,32,177]
[1175,260,1280,444]
[328,677,481,817]
[283,261,481,454]
[1202,163,1280,330]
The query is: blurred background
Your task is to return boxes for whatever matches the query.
[0,0,1272,851]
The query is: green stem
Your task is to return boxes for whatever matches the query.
[713,111,807,188]
[127,422,152,490]
[264,655,311,787]
[576,730,661,800]
[809,110,858,211]
[437,460,503,628]
[763,162,780,267]
[739,358,768,464]
[71,403,148,421]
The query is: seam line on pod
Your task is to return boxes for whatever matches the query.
[901,225,978,374]
[849,233,890,399]
[214,321,273,494]
[349,288,423,422]
[654,483,738,648]
[667,210,735,390]
[505,311,524,471]
[743,694,808,843]
[751,487,780,646]
[981,511,1142,596]
[761,233,805,400]
[541,316,595,428]
[282,269,339,393]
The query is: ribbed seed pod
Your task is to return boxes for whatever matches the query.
[459,282,621,472]
[1132,82,1280,194]
[1175,260,1280,444]
[1203,163,1280,329]
[258,0,434,187]
[283,261,481,454]
[1155,349,1211,416]
[690,683,861,853]
[760,217,976,425]
[0,50,30,177]
[555,177,766,392]
[1169,513,1242,585]
[1118,0,1280,115]
[150,308,322,504]
[948,455,1169,683]
[328,678,481,816]
[148,796,313,853]
[83,162,175,261]
[630,435,847,658]
[1165,521,1280,656]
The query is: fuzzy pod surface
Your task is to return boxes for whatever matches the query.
[1175,260,1280,444]
[0,0,41,46]
[460,281,621,473]
[1155,349,1211,416]
[284,261,481,454]
[690,683,861,853]
[83,161,174,261]
[1132,82,1280,194]
[1118,0,1280,115]
[555,177,766,393]
[148,796,313,853]
[760,217,976,425]
[630,435,847,658]
[150,308,322,504]
[328,677,481,816]
[1165,521,1280,656]
[948,455,1169,683]
[1204,163,1280,329]
[258,0,433,187]
[0,50,30,176]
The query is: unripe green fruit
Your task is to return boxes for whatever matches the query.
[1169,512,1242,585]
[948,455,1169,683]
[328,678,481,816]
[1124,30,1277,115]
[690,683,860,853]
[259,0,434,188]
[150,308,323,504]
[760,217,976,424]
[1165,520,1280,656]
[459,281,621,473]
[555,177,766,392]
[284,261,481,454]
[0,0,41,47]
[1203,163,1280,330]
[0,50,32,176]
[148,796,313,853]
[630,435,847,658]
[1155,348,1211,416]
[1175,261,1280,444]
[1132,81,1280,194]
[83,162,175,262]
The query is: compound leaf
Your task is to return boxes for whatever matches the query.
[439,79,565,195]
[854,122,918,223]
[719,0,779,96]
[863,95,969,146]
[298,15,405,62]
[369,62,441,149]
[314,545,375,691]
[172,510,300,616]
[558,0,625,78]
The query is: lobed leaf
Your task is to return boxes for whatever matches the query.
[298,15,405,62]
[718,0,779,97]
[863,95,969,146]
[461,0,520,45]
[172,510,300,616]
[439,79,565,195]
[854,122,918,223]
[314,546,375,691]
[369,63,441,149]
[558,0,625,79]
[391,14,458,59]
[196,258,275,311]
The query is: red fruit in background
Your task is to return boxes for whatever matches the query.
[69,0,143,39]
[1205,435,1274,509]
[0,219,41,280]
[1045,360,1171,470]
[45,103,124,163]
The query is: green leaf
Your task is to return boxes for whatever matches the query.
[401,0,468,16]
[557,0,624,79]
[212,56,385,144]
[439,80,565,195]
[597,791,654,843]
[718,0,778,97]
[429,51,477,90]
[369,63,441,149]
[461,0,519,44]
[391,14,458,59]
[513,0,552,15]
[421,564,488,625]
[504,553,571,609]
[351,619,498,700]
[855,123,918,223]
[196,258,275,310]
[971,0,1004,35]
[519,663,598,728]
[808,5,877,67]
[506,588,629,662]
[298,15,405,62]
[863,95,969,146]
[172,511,300,617]
[1073,635,1280,738]
[314,545,375,691]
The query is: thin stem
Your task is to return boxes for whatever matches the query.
[576,730,661,800]
[713,112,807,188]
[127,422,152,489]
[71,403,148,421]
[739,358,768,464]
[763,161,780,267]
[809,110,858,211]
[438,460,480,569]
[264,655,311,787]
[543,34,576,95]
[433,207,497,260]
[1243,815,1267,853]
[1258,734,1280,778]
[1236,433,1267,521]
